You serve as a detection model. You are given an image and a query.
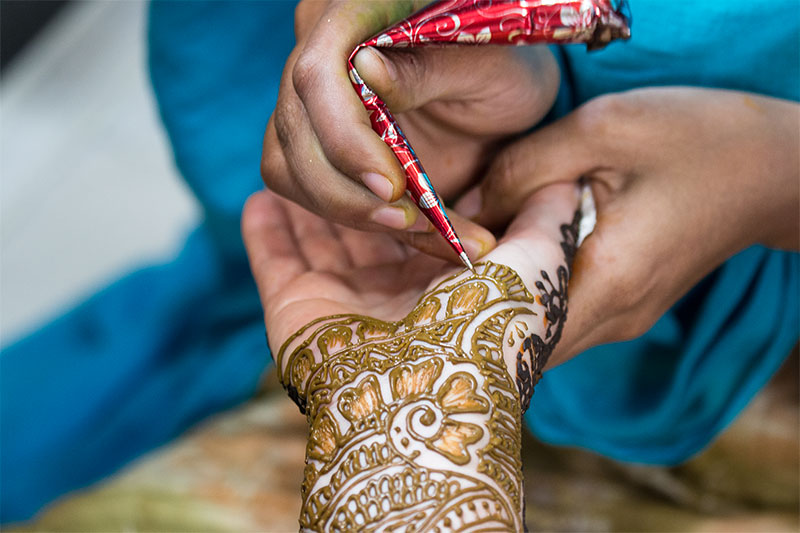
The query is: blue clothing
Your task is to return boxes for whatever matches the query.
[1,0,797,523]
[527,1,800,463]
[1,1,296,522]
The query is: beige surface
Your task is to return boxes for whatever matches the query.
[16,352,798,533]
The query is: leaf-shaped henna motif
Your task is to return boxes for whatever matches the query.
[426,419,484,465]
[438,373,489,414]
[307,410,340,463]
[390,359,443,400]
[339,375,383,422]
[276,256,577,531]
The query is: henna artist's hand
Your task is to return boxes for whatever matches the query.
[456,87,800,367]
[262,0,560,261]
[243,183,582,531]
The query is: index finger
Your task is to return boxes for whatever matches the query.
[291,1,424,202]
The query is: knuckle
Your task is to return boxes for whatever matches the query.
[260,135,283,187]
[575,92,638,140]
[260,149,278,185]
[294,0,331,43]
[292,51,322,101]
[241,192,269,237]
[293,3,309,39]
[293,1,314,32]
[259,147,295,199]
[487,148,523,196]
[294,0,330,40]
[615,314,653,342]
[273,102,297,147]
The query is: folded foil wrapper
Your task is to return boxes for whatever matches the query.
[349,0,630,264]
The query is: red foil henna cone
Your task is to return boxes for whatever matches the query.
[348,0,631,268]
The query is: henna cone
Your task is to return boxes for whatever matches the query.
[348,0,630,267]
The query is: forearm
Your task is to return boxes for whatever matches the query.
[269,184,583,531]
[277,258,577,530]
[276,264,529,530]
[756,96,799,250]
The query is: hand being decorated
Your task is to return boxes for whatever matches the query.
[243,183,583,531]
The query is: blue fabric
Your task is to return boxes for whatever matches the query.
[525,0,800,464]
[1,229,269,521]
[1,0,797,523]
[527,248,799,463]
[1,1,296,523]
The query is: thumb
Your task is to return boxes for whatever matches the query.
[353,46,554,135]
[456,109,604,230]
[354,46,485,111]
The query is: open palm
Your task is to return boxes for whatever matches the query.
[243,184,581,358]
[243,191,452,354]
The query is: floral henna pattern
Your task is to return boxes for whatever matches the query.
[515,208,581,413]
[276,252,578,531]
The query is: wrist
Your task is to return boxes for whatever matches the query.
[277,262,542,531]
[735,95,799,251]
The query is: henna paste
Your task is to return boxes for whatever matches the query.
[277,263,534,531]
[515,208,581,413]
[275,201,582,531]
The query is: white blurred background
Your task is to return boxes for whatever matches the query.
[1,0,200,344]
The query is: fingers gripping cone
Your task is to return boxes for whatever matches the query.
[348,0,631,269]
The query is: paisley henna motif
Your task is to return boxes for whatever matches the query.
[276,218,581,532]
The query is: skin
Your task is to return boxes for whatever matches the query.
[454,87,800,366]
[243,183,580,531]
[244,184,578,354]
[262,0,560,261]
[251,5,799,522]
[275,265,536,531]
[264,2,799,365]
[261,2,799,370]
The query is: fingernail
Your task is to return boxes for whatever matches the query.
[371,206,409,230]
[462,237,488,259]
[454,187,482,220]
[362,172,395,202]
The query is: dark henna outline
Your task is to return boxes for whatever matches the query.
[515,208,581,413]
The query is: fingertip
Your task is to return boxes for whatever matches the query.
[353,47,397,88]
[242,191,288,289]
[455,221,497,260]
[362,172,396,203]
[242,190,269,234]
[242,190,279,246]
[382,163,408,202]
[453,187,482,220]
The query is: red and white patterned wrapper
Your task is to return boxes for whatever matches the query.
[348,0,631,268]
